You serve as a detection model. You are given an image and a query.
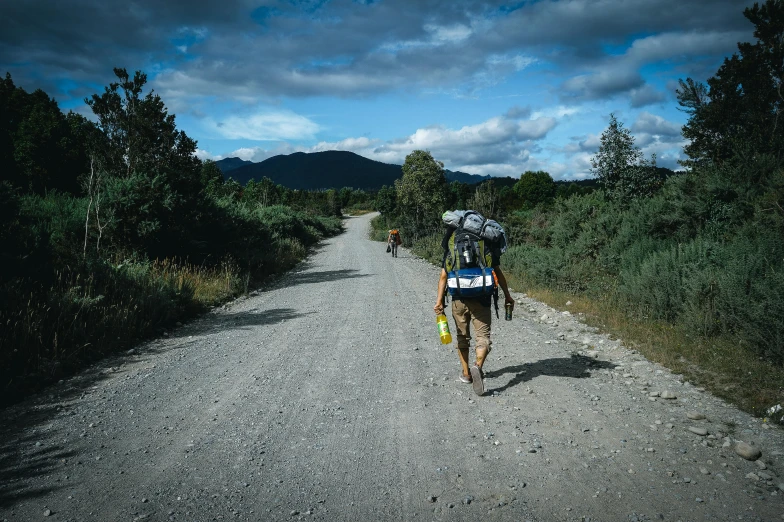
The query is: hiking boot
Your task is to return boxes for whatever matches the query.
[470,365,484,396]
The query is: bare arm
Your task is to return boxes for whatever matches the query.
[434,269,448,314]
[493,266,515,309]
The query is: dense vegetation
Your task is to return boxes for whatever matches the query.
[372,1,783,418]
[0,68,373,406]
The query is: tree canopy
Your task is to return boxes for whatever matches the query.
[395,150,447,234]
[513,170,556,208]
[590,113,659,201]
[677,0,784,167]
[0,73,89,195]
[86,68,200,185]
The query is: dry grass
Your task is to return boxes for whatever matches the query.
[344,209,374,216]
[1,257,247,404]
[149,258,244,306]
[507,274,784,425]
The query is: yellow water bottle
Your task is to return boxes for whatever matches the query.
[436,313,452,344]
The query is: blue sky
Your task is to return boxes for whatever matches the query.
[1,0,756,179]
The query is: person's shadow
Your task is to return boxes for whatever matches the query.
[485,354,617,394]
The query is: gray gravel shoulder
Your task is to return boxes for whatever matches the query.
[1,212,783,522]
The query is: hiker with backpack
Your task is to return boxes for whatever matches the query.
[387,229,402,257]
[433,210,514,396]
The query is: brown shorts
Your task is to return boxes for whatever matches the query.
[451,298,492,351]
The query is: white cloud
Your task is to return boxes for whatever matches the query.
[561,133,600,154]
[228,144,302,162]
[228,147,261,162]
[629,84,666,107]
[408,116,556,149]
[631,111,682,137]
[556,28,747,106]
[486,53,536,72]
[311,136,379,153]
[531,105,582,120]
[562,69,643,100]
[194,148,222,161]
[625,30,748,64]
[425,23,472,43]
[378,23,473,54]
[206,111,320,141]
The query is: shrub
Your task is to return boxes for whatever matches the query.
[411,231,445,265]
[712,227,784,361]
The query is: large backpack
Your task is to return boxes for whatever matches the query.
[441,210,507,315]
[390,229,402,245]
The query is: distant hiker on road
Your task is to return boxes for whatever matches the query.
[433,210,513,396]
[387,229,402,257]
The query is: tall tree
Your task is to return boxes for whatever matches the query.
[395,150,447,236]
[590,114,658,201]
[468,179,500,218]
[86,68,200,183]
[375,185,397,215]
[83,68,203,256]
[513,170,557,209]
[446,181,472,210]
[677,0,784,167]
[200,160,225,197]
[0,73,89,195]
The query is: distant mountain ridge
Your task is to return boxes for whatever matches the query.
[214,151,491,190]
[213,151,677,191]
[216,157,253,171]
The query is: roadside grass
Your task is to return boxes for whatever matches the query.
[506,272,784,427]
[148,257,246,306]
[0,257,247,404]
[344,208,374,216]
[1,209,343,408]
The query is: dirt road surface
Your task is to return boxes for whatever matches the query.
[2,212,783,521]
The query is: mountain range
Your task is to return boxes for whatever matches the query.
[214,150,676,191]
[214,151,492,190]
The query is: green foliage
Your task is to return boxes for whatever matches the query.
[499,210,533,247]
[375,185,397,215]
[513,171,557,209]
[80,68,207,258]
[556,181,593,200]
[467,179,500,218]
[616,227,784,362]
[590,114,660,200]
[86,68,200,182]
[395,150,448,238]
[447,181,473,210]
[678,0,784,167]
[201,160,225,196]
[0,73,89,195]
[369,214,391,242]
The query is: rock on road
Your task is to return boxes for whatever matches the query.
[2,212,783,521]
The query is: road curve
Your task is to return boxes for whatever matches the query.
[1,212,783,522]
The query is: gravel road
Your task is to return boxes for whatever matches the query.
[2,212,783,522]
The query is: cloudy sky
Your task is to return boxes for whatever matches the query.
[1,0,755,179]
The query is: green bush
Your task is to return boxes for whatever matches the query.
[499,210,533,247]
[411,231,445,265]
[712,228,784,361]
[619,238,716,323]
[496,169,783,363]
[616,226,784,362]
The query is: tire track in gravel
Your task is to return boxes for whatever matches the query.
[2,212,783,522]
